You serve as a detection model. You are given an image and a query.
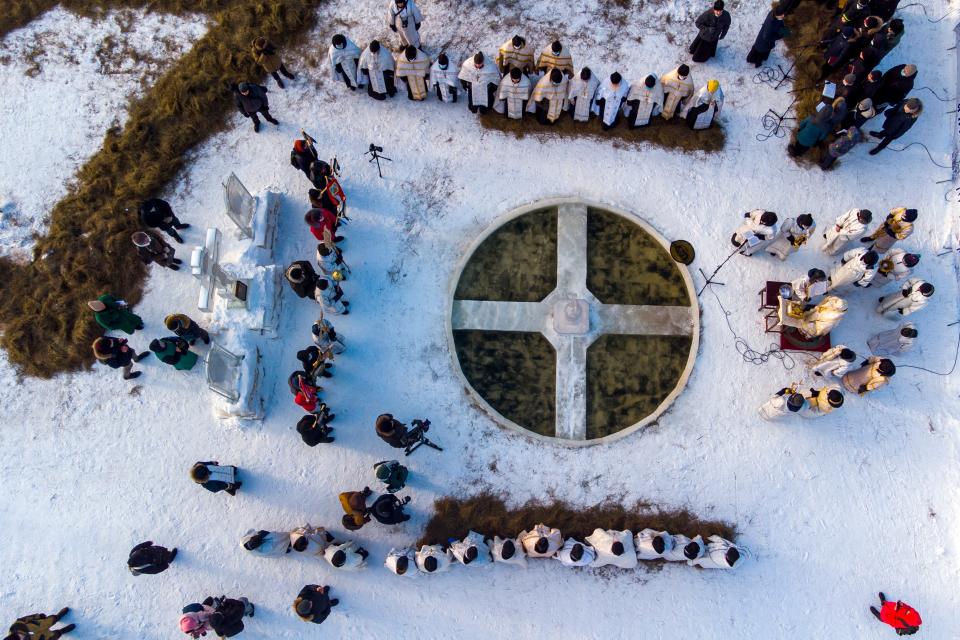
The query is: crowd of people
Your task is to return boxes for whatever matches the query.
[727,205,932,427]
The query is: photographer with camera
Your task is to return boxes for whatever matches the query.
[375,414,442,455]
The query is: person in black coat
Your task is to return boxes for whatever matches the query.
[874,64,916,108]
[307,160,333,191]
[689,1,732,62]
[284,261,322,300]
[747,7,788,67]
[205,596,254,638]
[231,82,277,133]
[297,345,332,379]
[290,138,318,177]
[92,337,150,380]
[190,461,242,495]
[375,413,408,448]
[297,410,335,446]
[139,198,189,244]
[293,585,339,624]
[127,541,177,575]
[855,70,883,105]
[869,98,922,155]
[370,494,412,525]
[819,26,856,80]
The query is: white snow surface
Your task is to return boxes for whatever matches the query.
[2,1,960,638]
[0,8,208,258]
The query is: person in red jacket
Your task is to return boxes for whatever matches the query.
[294,376,321,413]
[870,592,922,635]
[304,208,339,244]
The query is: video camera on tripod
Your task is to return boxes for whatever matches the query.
[365,142,392,178]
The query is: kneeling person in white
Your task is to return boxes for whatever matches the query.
[520,524,562,558]
[490,536,527,567]
[663,534,705,562]
[416,545,452,573]
[635,529,674,560]
[450,531,491,567]
[688,535,741,569]
[324,541,367,570]
[586,528,638,569]
[555,538,596,567]
[385,547,417,576]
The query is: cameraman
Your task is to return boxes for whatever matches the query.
[375,413,407,448]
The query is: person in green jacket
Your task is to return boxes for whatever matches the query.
[788,103,834,158]
[149,337,199,371]
[87,294,143,335]
[373,460,408,493]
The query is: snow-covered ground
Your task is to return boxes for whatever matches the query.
[0,8,209,258]
[2,1,960,638]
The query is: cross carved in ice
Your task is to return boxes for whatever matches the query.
[452,202,695,441]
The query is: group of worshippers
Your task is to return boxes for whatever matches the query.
[328,22,725,131]
[384,525,742,576]
[729,206,933,421]
[787,0,921,164]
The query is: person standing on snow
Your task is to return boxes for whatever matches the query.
[297,411,335,446]
[809,345,857,378]
[385,547,417,575]
[820,126,863,170]
[127,541,177,576]
[683,80,723,130]
[555,538,596,567]
[789,268,828,305]
[241,529,292,557]
[690,1,732,62]
[290,137,319,178]
[593,72,630,130]
[870,592,922,635]
[293,585,338,625]
[868,98,922,155]
[394,46,431,101]
[747,6,788,67]
[520,523,562,558]
[7,609,75,639]
[586,528,638,569]
[823,208,872,255]
[149,337,199,371]
[789,105,834,157]
[842,357,896,395]
[875,250,920,285]
[798,295,848,339]
[231,82,277,133]
[490,535,528,567]
[250,37,295,89]
[431,52,460,102]
[688,535,742,569]
[861,207,915,254]
[731,210,779,256]
[450,531,492,566]
[660,64,694,120]
[868,323,917,356]
[536,40,574,77]
[497,35,535,74]
[370,494,412,525]
[190,461,241,496]
[373,460,408,493]
[625,75,664,128]
[416,545,453,573]
[527,69,569,125]
[339,487,373,531]
[139,198,190,244]
[635,529,675,560]
[357,40,396,101]
[800,386,844,418]
[329,34,361,91]
[132,230,181,270]
[877,278,933,318]
[312,316,345,354]
[290,524,334,556]
[767,213,816,260]
[92,336,150,380]
[387,0,423,49]
[459,52,501,114]
[324,540,369,570]
[828,248,878,291]
[759,386,806,420]
[567,68,600,123]
[164,314,210,346]
[496,67,531,120]
[87,293,143,335]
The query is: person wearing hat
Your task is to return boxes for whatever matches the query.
[415,544,452,573]
[819,26,858,80]
[385,547,417,575]
[690,0,732,63]
[329,33,361,91]
[149,336,198,371]
[205,596,254,638]
[316,277,349,315]
[555,537,596,567]
[660,64,694,119]
[496,34,535,74]
[312,316,345,355]
[799,295,848,339]
[759,386,807,420]
[801,386,844,417]
[586,528,638,569]
[869,97,922,155]
[663,533,705,561]
[87,293,143,335]
[593,72,630,130]
[747,5,788,67]
[450,531,492,566]
[370,493,412,525]
[458,52,501,114]
[92,336,150,380]
[285,260,322,301]
[870,592,922,635]
[875,249,920,284]
[731,209,779,256]
[240,529,291,557]
[164,313,209,346]
[868,323,917,356]
[810,345,857,378]
[316,243,350,283]
[789,104,833,157]
[290,524,334,556]
[293,585,338,625]
[127,541,177,576]
[339,487,373,531]
[789,268,828,305]
[387,0,423,49]
[430,52,460,102]
[231,81,277,133]
[490,535,528,567]
[823,208,872,255]
[496,67,531,120]
[191,460,241,495]
[297,410,336,446]
[6,609,75,640]
[528,69,569,125]
[394,45,431,101]
[139,197,189,244]
[767,213,816,260]
[843,356,896,395]
[520,523,562,558]
[625,74,664,128]
[132,230,180,270]
[687,535,742,569]
[535,40,574,77]
[250,36,295,88]
[861,207,915,254]
[635,529,675,560]
[828,247,878,291]
[373,460,408,493]
[323,540,368,571]
[877,278,934,318]
[357,40,396,100]
[683,79,723,130]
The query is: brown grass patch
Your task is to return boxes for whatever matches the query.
[417,492,736,547]
[782,0,837,166]
[0,0,322,378]
[478,110,726,153]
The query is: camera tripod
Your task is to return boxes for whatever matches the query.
[366,143,392,178]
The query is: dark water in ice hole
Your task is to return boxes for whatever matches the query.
[454,206,692,437]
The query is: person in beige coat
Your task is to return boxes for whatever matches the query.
[767,213,816,260]
[798,295,847,339]
[251,37,295,88]
[822,208,872,255]
[874,249,920,285]
[842,357,895,395]
[660,64,694,119]
[394,46,431,101]
[800,386,844,417]
[497,35,535,74]
[520,523,562,558]
[536,40,574,76]
[861,207,916,254]
[527,69,569,124]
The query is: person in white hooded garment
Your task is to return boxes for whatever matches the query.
[555,538,596,567]
[449,531,492,567]
[625,74,664,128]
[683,79,724,129]
[877,278,934,318]
[289,524,333,556]
[688,535,742,569]
[822,208,872,255]
[635,529,675,560]
[241,529,291,557]
[759,387,806,420]
[592,72,630,129]
[496,67,531,119]
[828,248,878,291]
[385,547,417,576]
[329,34,361,91]
[430,52,459,103]
[387,0,423,48]
[662,534,705,562]
[567,67,599,122]
[868,323,917,356]
[416,545,453,573]
[809,345,857,378]
[586,529,638,569]
[356,40,396,100]
[324,540,368,571]
[731,210,779,256]
[490,535,528,567]
[458,52,501,114]
[520,524,562,558]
